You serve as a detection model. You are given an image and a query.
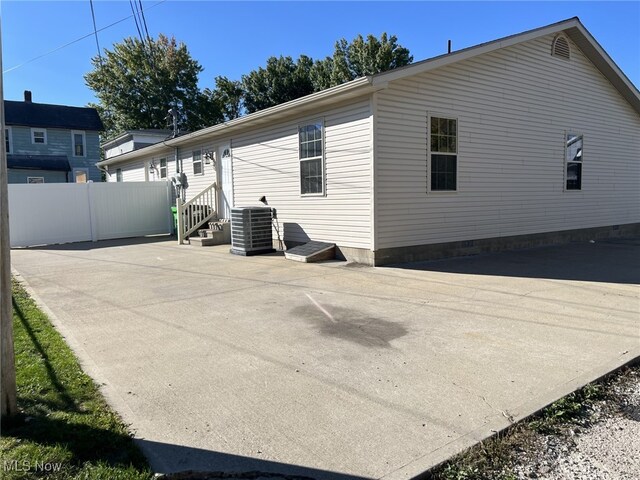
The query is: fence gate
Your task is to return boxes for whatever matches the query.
[8,181,172,248]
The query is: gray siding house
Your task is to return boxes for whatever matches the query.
[97,18,640,265]
[5,91,104,183]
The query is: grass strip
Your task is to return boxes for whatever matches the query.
[1,279,152,479]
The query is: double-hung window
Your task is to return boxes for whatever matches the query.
[192,150,203,175]
[565,133,583,190]
[159,158,167,179]
[429,116,458,191]
[72,130,86,157]
[31,128,47,145]
[299,122,324,195]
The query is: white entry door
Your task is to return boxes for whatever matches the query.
[218,145,233,219]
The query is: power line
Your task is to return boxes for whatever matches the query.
[129,0,145,44]
[138,0,152,43]
[3,0,166,74]
[88,0,103,64]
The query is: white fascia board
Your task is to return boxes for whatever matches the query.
[371,18,582,86]
[98,77,378,167]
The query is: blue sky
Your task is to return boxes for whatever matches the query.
[1,1,639,107]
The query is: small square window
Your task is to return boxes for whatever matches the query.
[32,129,47,144]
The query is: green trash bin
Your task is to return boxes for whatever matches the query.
[171,206,178,233]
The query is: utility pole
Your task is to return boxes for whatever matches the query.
[0,16,18,419]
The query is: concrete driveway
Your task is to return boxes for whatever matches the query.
[11,238,640,479]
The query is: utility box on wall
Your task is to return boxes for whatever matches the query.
[230,207,275,256]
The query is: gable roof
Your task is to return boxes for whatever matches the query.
[370,17,640,113]
[4,101,104,131]
[98,17,639,167]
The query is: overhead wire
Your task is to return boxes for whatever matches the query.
[129,0,145,44]
[3,0,166,74]
[138,0,152,44]
[88,0,103,65]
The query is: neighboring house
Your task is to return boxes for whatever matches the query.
[97,18,640,265]
[102,129,173,161]
[4,91,103,183]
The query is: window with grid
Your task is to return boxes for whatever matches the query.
[565,133,583,190]
[429,116,457,191]
[159,158,167,179]
[192,150,203,175]
[72,131,85,157]
[32,128,46,145]
[299,122,324,195]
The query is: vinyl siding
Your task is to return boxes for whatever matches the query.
[8,169,68,184]
[231,99,373,249]
[374,33,640,249]
[9,126,102,182]
[112,159,147,182]
[177,142,217,201]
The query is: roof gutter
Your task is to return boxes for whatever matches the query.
[98,76,377,167]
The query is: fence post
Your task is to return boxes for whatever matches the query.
[87,182,98,242]
[176,197,184,245]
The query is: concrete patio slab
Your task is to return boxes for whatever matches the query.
[11,238,640,479]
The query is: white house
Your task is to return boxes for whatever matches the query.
[101,129,173,161]
[97,18,640,265]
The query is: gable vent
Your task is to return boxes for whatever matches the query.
[552,35,571,60]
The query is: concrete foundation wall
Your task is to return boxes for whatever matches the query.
[373,223,640,266]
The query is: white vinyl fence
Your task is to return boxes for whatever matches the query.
[9,182,172,247]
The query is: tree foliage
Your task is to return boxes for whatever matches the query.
[85,34,215,138]
[87,32,412,136]
[241,55,315,114]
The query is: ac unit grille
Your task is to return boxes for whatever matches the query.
[230,207,275,255]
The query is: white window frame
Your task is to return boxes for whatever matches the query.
[5,126,12,154]
[564,132,584,192]
[116,168,123,182]
[71,130,86,157]
[427,114,459,193]
[192,149,203,175]
[159,157,167,179]
[31,128,47,145]
[298,119,325,196]
[27,177,44,184]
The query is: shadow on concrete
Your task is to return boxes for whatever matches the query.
[391,239,640,285]
[13,235,174,251]
[137,439,367,480]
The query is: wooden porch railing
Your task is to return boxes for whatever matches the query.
[176,182,217,244]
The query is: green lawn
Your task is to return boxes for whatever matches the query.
[1,280,153,480]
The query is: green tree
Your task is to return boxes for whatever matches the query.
[85,34,214,138]
[241,55,315,113]
[329,33,413,85]
[202,76,244,121]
